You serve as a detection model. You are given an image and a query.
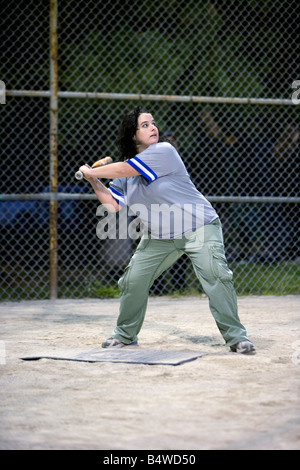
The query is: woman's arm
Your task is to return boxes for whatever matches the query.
[79,161,139,180]
[79,162,139,213]
[88,177,120,212]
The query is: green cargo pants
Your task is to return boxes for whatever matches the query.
[113,218,248,347]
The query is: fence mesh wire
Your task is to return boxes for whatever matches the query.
[1,0,299,300]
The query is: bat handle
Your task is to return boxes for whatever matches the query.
[75,157,112,181]
[75,170,84,180]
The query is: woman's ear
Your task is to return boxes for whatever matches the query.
[133,135,140,146]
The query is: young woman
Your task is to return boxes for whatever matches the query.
[79,107,255,354]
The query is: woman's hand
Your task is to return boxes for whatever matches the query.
[78,164,94,181]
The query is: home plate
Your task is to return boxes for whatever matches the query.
[20,348,207,366]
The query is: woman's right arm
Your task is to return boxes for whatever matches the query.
[88,177,120,212]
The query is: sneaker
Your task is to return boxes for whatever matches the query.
[101,337,138,349]
[230,340,256,354]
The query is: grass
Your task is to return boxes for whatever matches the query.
[83,278,120,299]
[1,263,299,301]
[231,262,300,295]
[165,262,300,297]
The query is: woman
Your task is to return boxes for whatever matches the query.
[79,107,255,354]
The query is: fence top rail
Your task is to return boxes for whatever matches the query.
[5,90,296,106]
[1,193,299,203]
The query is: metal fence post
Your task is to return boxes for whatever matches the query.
[49,0,58,299]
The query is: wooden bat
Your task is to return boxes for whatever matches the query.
[75,157,113,180]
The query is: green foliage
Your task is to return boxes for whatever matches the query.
[232,263,300,295]
[83,277,120,299]
[60,23,266,98]
[1,262,299,301]
[173,262,300,297]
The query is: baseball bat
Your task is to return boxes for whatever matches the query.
[75,156,113,180]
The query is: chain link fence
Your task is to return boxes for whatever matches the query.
[1,0,299,301]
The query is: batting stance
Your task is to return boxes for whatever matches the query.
[78,107,255,354]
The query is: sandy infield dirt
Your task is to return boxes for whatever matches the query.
[0,295,299,450]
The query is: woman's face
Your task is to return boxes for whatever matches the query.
[134,113,159,152]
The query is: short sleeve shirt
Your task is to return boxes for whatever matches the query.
[109,142,218,239]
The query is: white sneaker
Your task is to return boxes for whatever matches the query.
[230,340,256,354]
[101,337,138,348]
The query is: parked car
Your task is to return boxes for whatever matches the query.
[0,184,90,233]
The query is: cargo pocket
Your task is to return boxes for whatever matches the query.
[118,237,151,293]
[209,245,233,282]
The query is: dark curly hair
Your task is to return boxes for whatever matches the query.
[116,106,150,159]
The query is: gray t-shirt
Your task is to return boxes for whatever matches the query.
[109,142,218,239]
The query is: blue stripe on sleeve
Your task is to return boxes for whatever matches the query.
[127,156,158,182]
[109,186,125,206]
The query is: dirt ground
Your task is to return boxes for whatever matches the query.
[0,295,299,450]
